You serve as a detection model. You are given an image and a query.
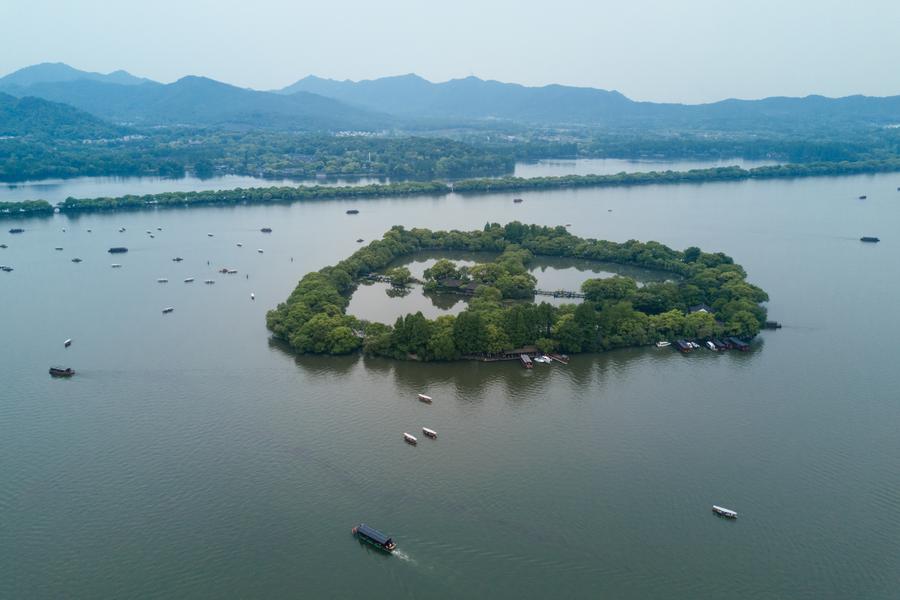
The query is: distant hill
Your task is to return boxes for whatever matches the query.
[1,72,392,130]
[280,74,900,130]
[0,92,124,138]
[0,62,153,88]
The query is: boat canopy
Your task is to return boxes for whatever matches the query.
[357,524,392,545]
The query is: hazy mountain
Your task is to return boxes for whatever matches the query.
[0,62,153,88]
[280,74,900,130]
[2,72,392,130]
[0,91,124,138]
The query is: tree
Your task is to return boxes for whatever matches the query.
[423,259,459,282]
[387,266,412,286]
[453,311,487,355]
[582,276,638,302]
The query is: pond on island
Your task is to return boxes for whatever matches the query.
[346,251,675,323]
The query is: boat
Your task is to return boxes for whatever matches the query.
[111,263,122,268]
[712,339,728,351]
[0,265,12,272]
[86,229,92,233]
[0,244,7,248]
[261,227,272,233]
[157,278,168,283]
[403,432,418,445]
[673,340,692,353]
[860,236,880,243]
[727,336,750,351]
[250,293,255,300]
[346,209,359,215]
[49,366,75,377]
[356,238,364,243]
[227,269,237,274]
[656,341,671,348]
[858,195,867,200]
[64,338,72,348]
[71,258,82,263]
[172,257,183,262]
[207,233,214,237]
[548,353,570,364]
[706,341,717,351]
[423,427,438,439]
[108,247,128,253]
[257,249,264,253]
[533,355,552,363]
[118,227,126,232]
[146,230,152,234]
[417,393,433,403]
[8,228,24,234]
[236,243,243,247]
[352,523,396,552]
[149,235,155,239]
[513,198,523,203]
[712,505,738,519]
[184,277,194,283]
[162,307,174,314]
[218,268,229,274]
[157,227,162,231]
[55,247,63,251]
[204,279,215,284]
[520,354,534,369]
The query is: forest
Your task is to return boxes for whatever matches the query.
[266,223,769,360]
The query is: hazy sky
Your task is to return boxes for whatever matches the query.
[2,0,898,103]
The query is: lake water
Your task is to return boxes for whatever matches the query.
[1,158,776,204]
[2,173,899,598]
[513,157,776,178]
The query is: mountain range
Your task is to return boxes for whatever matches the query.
[2,62,900,133]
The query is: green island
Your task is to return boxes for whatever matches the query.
[266,223,769,360]
[3,158,899,219]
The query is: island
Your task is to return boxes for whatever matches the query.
[266,223,769,360]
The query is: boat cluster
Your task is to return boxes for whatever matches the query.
[660,337,750,353]
[402,394,439,446]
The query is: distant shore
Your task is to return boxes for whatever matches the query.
[3,158,899,220]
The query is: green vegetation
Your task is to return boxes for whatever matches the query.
[266,224,769,360]
[0,199,54,216]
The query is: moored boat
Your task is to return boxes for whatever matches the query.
[548,353,569,364]
[520,354,533,368]
[706,341,717,351]
[656,341,671,348]
[49,366,75,377]
[712,505,738,519]
[403,432,418,445]
[417,393,433,403]
[352,523,396,552]
[422,427,437,439]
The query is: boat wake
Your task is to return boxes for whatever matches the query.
[392,550,416,565]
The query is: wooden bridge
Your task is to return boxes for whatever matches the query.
[534,289,586,299]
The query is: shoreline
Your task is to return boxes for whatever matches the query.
[3,158,899,220]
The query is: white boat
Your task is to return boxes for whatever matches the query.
[64,338,72,348]
[689,341,700,349]
[656,341,671,348]
[184,277,194,283]
[706,341,717,351]
[533,355,551,363]
[227,269,238,274]
[250,293,255,300]
[157,278,168,283]
[162,307,174,314]
[111,263,122,268]
[712,505,738,519]
[403,433,418,445]
[422,427,438,439]
[417,394,433,403]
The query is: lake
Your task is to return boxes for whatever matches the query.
[2,172,899,598]
[0,158,775,204]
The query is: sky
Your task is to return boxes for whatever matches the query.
[2,0,898,103]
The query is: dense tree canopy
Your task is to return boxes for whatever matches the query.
[267,223,769,360]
